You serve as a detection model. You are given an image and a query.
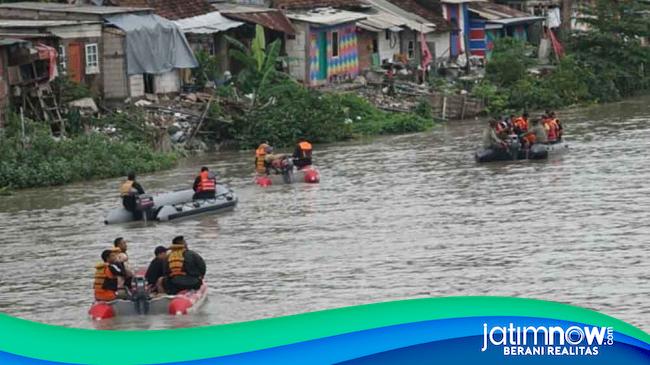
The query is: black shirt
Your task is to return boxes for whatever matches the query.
[145,257,166,286]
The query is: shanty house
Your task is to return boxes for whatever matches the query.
[469,1,543,58]
[0,3,198,101]
[284,7,366,86]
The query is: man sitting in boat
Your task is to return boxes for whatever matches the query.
[531,119,548,144]
[94,248,129,302]
[113,237,133,287]
[293,138,313,169]
[120,172,145,220]
[483,119,507,150]
[548,111,563,141]
[192,167,217,200]
[162,236,206,295]
[145,246,168,294]
[543,112,561,143]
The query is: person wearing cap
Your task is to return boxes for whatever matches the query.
[293,138,313,169]
[145,246,168,294]
[192,166,217,200]
[93,249,128,301]
[163,236,206,295]
[119,172,145,220]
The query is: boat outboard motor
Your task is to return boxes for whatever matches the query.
[136,194,155,221]
[281,157,294,184]
[132,276,150,315]
[506,135,521,159]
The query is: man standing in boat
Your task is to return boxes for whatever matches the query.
[192,167,217,200]
[162,236,206,295]
[120,172,145,220]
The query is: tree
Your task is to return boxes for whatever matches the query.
[226,25,294,108]
[569,0,650,98]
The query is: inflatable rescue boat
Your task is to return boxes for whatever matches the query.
[104,185,237,224]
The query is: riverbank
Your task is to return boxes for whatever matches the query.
[0,78,435,190]
[0,116,178,190]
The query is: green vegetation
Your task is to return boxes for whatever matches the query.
[0,113,177,190]
[217,25,434,149]
[475,0,650,114]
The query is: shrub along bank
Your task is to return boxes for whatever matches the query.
[0,115,177,190]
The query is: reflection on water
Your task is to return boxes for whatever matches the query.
[0,97,649,331]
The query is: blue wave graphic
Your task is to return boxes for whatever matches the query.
[0,316,647,365]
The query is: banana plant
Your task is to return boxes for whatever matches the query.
[226,25,295,109]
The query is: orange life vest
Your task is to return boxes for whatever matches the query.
[522,133,536,146]
[120,180,135,197]
[298,141,312,158]
[513,117,528,132]
[168,244,186,277]
[197,171,216,193]
[94,263,116,301]
[255,144,269,173]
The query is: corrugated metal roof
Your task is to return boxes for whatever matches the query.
[384,0,451,32]
[358,9,406,31]
[0,2,151,15]
[272,0,368,10]
[364,0,437,33]
[0,37,29,46]
[174,11,243,34]
[488,16,544,25]
[0,20,101,27]
[222,10,296,34]
[469,2,533,20]
[286,7,366,25]
[115,0,213,20]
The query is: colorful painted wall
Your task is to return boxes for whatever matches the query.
[308,23,359,86]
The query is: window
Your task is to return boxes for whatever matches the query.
[372,38,379,53]
[332,31,339,57]
[58,44,67,74]
[85,43,99,74]
[407,40,415,59]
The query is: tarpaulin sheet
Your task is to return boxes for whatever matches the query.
[106,13,198,75]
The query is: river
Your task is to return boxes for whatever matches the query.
[0,97,649,331]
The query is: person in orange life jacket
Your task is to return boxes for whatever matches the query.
[193,167,217,200]
[145,246,168,294]
[549,111,563,141]
[513,112,529,135]
[113,237,133,287]
[120,172,145,220]
[293,138,313,169]
[255,142,270,174]
[94,249,129,301]
[544,114,559,143]
[163,236,206,295]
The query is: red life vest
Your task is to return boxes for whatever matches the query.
[197,171,216,193]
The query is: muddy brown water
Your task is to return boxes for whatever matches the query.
[0,97,649,331]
